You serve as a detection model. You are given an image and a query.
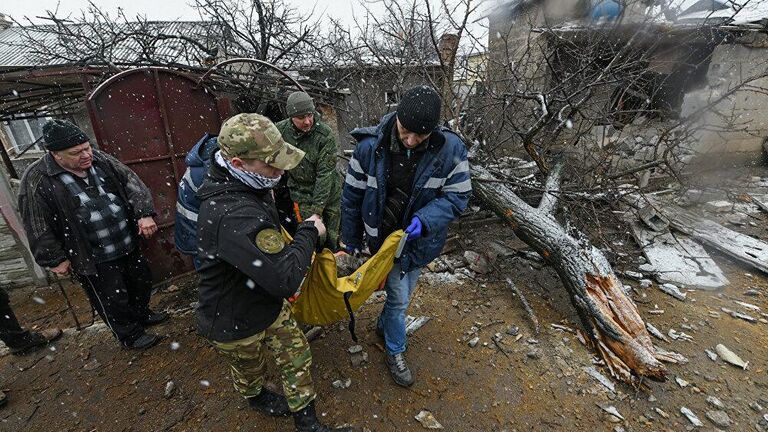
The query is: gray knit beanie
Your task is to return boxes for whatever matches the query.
[285,92,315,118]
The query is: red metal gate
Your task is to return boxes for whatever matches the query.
[86,68,227,284]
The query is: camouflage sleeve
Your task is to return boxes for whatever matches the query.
[307,133,339,216]
[98,150,156,218]
[18,173,67,268]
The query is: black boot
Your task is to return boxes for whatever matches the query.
[248,388,290,417]
[293,401,353,432]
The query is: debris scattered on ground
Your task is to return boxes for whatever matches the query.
[645,322,668,342]
[414,410,443,429]
[706,410,732,428]
[721,307,757,323]
[405,315,431,335]
[629,220,728,289]
[680,406,703,427]
[585,366,616,393]
[706,396,725,409]
[82,358,100,371]
[715,344,749,370]
[658,283,687,301]
[668,328,693,341]
[596,403,625,421]
[348,345,368,367]
[705,349,718,362]
[332,378,352,389]
[164,381,176,399]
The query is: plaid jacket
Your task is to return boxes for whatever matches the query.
[18,150,155,275]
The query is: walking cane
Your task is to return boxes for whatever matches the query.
[48,273,93,331]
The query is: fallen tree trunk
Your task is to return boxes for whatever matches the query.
[471,164,666,383]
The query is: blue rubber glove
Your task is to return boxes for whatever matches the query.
[405,216,423,241]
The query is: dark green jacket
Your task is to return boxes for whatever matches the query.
[276,117,341,216]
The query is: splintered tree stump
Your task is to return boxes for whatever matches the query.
[472,164,666,383]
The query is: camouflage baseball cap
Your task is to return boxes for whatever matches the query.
[218,113,305,170]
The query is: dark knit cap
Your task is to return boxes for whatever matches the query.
[42,119,89,151]
[396,85,441,134]
[285,91,315,118]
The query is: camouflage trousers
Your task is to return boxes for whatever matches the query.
[211,301,316,411]
[296,200,340,251]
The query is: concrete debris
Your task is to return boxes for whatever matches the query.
[706,396,725,409]
[721,307,757,323]
[705,410,732,428]
[680,406,703,427]
[584,366,616,393]
[668,329,694,341]
[715,344,748,370]
[597,403,625,421]
[629,220,727,289]
[332,378,352,389]
[675,377,689,388]
[649,197,768,275]
[705,349,718,362]
[734,301,761,312]
[622,270,644,280]
[164,381,176,399]
[405,315,431,335]
[414,410,443,429]
[348,345,368,367]
[468,337,480,348]
[704,200,733,213]
[463,250,493,274]
[639,279,653,289]
[658,283,687,301]
[645,322,669,342]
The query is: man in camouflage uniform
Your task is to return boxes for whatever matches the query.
[196,113,352,432]
[276,92,342,250]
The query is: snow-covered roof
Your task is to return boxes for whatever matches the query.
[677,0,768,24]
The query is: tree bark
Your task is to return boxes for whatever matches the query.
[472,164,666,383]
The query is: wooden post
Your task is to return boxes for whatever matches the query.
[0,165,47,287]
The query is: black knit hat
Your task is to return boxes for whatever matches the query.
[396,85,441,134]
[42,119,89,151]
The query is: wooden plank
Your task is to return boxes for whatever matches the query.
[649,198,768,275]
[629,220,729,290]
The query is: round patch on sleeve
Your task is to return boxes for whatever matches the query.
[255,228,285,254]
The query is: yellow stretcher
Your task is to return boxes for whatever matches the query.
[290,230,406,334]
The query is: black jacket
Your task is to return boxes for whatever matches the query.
[195,160,319,342]
[18,151,155,275]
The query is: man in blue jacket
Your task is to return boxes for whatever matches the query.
[174,133,218,269]
[341,85,471,387]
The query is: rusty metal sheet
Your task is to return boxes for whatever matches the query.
[87,68,223,283]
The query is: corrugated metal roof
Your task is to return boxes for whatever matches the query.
[0,21,218,68]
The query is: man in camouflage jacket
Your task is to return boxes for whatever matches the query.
[276,91,342,250]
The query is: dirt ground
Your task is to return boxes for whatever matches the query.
[1,172,767,431]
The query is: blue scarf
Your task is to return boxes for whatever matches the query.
[215,151,281,190]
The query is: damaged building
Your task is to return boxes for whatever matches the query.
[484,0,768,175]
